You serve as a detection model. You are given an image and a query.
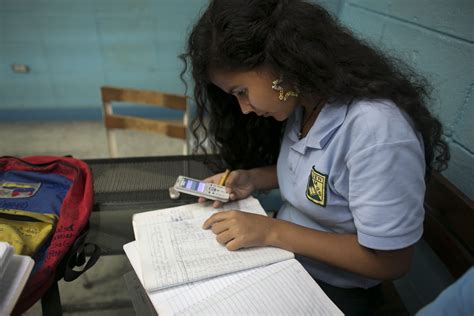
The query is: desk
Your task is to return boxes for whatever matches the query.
[53,155,281,316]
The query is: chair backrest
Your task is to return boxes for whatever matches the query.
[423,171,474,279]
[100,86,189,157]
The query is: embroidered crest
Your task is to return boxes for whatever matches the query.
[0,180,41,198]
[306,166,327,207]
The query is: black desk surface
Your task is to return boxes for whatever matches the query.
[86,155,215,211]
[84,155,216,254]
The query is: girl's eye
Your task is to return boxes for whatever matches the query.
[233,88,248,98]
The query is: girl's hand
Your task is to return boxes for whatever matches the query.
[202,210,275,251]
[198,169,256,208]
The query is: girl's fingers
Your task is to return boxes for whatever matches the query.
[216,230,234,245]
[213,200,223,208]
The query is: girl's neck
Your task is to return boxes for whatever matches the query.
[298,97,325,139]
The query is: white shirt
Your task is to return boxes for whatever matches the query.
[277,99,426,288]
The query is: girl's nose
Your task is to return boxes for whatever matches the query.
[239,101,253,115]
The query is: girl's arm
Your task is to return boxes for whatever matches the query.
[246,165,279,190]
[268,218,414,280]
[203,212,414,280]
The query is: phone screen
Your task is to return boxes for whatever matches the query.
[182,178,206,192]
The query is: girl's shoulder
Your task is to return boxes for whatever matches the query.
[344,99,419,145]
[347,99,407,125]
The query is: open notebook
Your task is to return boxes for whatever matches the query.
[127,196,342,315]
[132,196,294,291]
[0,242,34,315]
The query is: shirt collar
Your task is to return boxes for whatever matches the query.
[290,101,348,153]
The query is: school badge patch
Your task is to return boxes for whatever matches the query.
[0,180,41,198]
[306,166,327,207]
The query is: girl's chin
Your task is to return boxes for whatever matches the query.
[272,114,287,121]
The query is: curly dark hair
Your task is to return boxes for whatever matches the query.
[180,0,449,177]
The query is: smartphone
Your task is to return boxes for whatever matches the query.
[173,175,230,202]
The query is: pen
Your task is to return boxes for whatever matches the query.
[218,169,231,186]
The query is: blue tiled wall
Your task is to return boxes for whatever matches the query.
[0,0,340,120]
[339,0,474,199]
[0,0,208,120]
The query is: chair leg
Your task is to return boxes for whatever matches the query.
[183,141,188,155]
[106,129,118,157]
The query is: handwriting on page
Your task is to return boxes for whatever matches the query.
[124,241,253,315]
[153,263,253,315]
[136,214,293,291]
[132,197,294,291]
[155,260,333,316]
[125,241,342,316]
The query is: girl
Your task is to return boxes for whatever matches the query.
[180,0,449,314]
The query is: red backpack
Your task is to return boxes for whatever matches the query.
[0,156,100,315]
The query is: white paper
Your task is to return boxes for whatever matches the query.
[132,196,294,291]
[124,241,343,316]
[124,241,252,315]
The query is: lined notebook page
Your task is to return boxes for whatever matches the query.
[124,241,252,315]
[181,259,343,316]
[124,241,342,316]
[132,196,294,291]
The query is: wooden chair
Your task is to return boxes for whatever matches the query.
[100,86,189,157]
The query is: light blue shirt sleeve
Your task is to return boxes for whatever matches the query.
[347,138,426,250]
[344,101,426,250]
[416,267,474,316]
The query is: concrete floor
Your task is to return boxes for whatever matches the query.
[0,121,185,159]
[1,121,184,316]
